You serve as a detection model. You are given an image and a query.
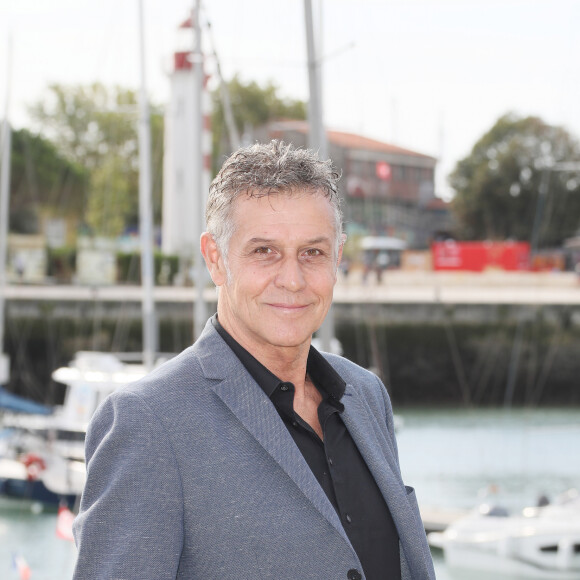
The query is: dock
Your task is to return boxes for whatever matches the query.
[2,270,580,306]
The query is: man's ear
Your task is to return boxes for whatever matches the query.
[200,232,227,286]
[336,233,347,269]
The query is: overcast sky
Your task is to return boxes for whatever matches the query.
[1,0,579,199]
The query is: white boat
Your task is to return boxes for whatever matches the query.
[0,352,151,503]
[428,489,580,580]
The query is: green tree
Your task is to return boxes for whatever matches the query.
[28,83,164,236]
[211,76,307,173]
[85,156,132,237]
[9,128,88,233]
[449,113,580,247]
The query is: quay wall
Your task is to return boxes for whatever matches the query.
[2,271,580,407]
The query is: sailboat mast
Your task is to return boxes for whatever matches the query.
[192,0,206,340]
[137,0,157,371]
[206,20,240,151]
[304,0,334,353]
[0,36,13,385]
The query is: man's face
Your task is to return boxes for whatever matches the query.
[206,192,342,357]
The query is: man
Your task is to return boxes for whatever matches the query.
[73,141,435,580]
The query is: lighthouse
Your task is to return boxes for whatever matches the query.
[162,13,212,260]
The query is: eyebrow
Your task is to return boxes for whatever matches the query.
[246,236,332,246]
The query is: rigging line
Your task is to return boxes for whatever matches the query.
[504,307,526,408]
[469,328,497,403]
[443,318,471,407]
[467,328,495,389]
[490,343,513,405]
[203,12,240,151]
[472,331,504,405]
[523,310,540,406]
[531,318,565,406]
[110,293,135,354]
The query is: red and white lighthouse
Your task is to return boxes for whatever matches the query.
[162,14,212,258]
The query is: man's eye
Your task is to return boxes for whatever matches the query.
[254,247,272,254]
[304,248,322,257]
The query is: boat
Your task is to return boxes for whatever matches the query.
[428,489,580,579]
[0,351,151,506]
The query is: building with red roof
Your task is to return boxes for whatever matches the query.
[252,120,453,248]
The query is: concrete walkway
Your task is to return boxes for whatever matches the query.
[2,271,580,305]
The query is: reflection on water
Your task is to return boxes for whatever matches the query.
[0,407,578,579]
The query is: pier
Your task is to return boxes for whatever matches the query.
[3,270,579,306]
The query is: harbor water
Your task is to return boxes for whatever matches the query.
[1,406,579,579]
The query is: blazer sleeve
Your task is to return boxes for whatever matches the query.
[73,390,184,579]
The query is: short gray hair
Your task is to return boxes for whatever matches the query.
[206,140,343,261]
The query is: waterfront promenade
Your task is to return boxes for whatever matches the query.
[2,271,580,305]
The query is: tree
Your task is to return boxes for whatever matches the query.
[28,83,164,237]
[9,128,88,234]
[211,76,307,173]
[449,113,580,247]
[85,156,132,238]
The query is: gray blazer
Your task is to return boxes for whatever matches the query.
[73,319,435,580]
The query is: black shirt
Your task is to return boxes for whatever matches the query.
[212,315,401,580]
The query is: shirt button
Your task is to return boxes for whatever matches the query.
[328,457,333,466]
[280,383,290,392]
[347,569,362,580]
[345,513,352,523]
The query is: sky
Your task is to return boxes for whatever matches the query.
[1,0,579,199]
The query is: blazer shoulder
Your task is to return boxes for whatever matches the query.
[321,352,393,413]
[118,323,232,403]
[322,352,376,381]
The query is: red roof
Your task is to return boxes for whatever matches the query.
[267,120,435,160]
[426,197,450,210]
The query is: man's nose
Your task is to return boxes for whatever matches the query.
[274,256,306,292]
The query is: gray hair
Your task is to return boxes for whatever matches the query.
[206,140,343,262]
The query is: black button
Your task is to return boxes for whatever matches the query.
[345,513,352,523]
[347,569,362,580]
[328,457,334,466]
[280,383,291,392]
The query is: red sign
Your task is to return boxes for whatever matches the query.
[376,161,392,181]
[431,241,530,271]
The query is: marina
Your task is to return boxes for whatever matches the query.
[1,406,578,579]
[1,2,579,578]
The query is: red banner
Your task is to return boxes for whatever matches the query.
[431,241,530,271]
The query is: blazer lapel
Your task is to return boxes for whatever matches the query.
[196,325,352,549]
[341,384,433,580]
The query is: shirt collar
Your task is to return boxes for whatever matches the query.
[211,313,346,402]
